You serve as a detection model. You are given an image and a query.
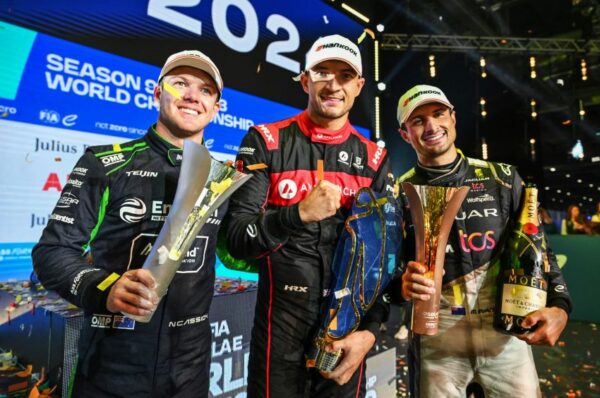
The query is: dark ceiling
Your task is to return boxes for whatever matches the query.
[331,0,600,215]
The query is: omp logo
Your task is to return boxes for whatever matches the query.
[284,285,308,293]
[168,314,208,328]
[257,124,275,143]
[120,198,147,223]
[246,224,258,237]
[91,314,112,329]
[0,105,17,117]
[100,153,125,166]
[278,179,297,200]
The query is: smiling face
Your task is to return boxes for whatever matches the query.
[399,102,458,166]
[154,66,220,147]
[300,60,365,130]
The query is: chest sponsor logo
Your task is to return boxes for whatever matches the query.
[338,151,350,164]
[100,153,125,166]
[120,198,147,223]
[56,192,80,209]
[458,230,496,253]
[466,194,495,204]
[278,179,298,200]
[126,233,208,274]
[125,170,159,178]
[151,200,171,222]
[455,208,498,220]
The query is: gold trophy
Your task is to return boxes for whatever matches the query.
[401,183,469,335]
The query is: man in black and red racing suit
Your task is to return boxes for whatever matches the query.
[223,34,392,398]
[393,84,572,398]
[32,50,225,397]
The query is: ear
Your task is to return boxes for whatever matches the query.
[398,127,411,144]
[300,73,310,94]
[153,83,162,102]
[213,98,221,113]
[355,76,366,94]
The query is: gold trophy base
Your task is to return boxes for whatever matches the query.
[313,348,342,372]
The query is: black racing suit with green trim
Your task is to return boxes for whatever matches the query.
[32,127,225,398]
[223,111,392,398]
[394,153,572,398]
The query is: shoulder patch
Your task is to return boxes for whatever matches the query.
[89,138,147,173]
[396,168,416,183]
[467,157,489,168]
[253,124,280,151]
[365,141,387,171]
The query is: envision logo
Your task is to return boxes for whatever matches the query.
[120,198,146,223]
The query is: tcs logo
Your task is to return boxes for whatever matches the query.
[458,230,496,252]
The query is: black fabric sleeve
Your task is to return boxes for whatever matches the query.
[32,150,111,313]
[223,129,304,260]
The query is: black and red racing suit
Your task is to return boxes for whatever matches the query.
[394,152,572,398]
[224,111,391,397]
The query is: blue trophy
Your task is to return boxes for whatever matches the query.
[307,187,402,371]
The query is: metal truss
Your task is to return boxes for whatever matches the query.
[381,34,600,54]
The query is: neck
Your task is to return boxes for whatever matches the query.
[155,121,203,148]
[306,108,348,131]
[418,146,458,167]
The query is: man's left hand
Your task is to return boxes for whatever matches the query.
[515,307,568,346]
[320,330,376,385]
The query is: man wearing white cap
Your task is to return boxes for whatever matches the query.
[393,84,571,397]
[224,34,391,397]
[33,50,224,397]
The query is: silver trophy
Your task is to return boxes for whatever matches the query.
[124,140,251,322]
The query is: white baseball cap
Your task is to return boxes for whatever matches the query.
[397,84,454,125]
[158,50,223,94]
[293,34,362,80]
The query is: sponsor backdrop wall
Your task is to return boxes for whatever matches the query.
[0,2,369,281]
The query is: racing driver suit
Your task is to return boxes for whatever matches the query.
[223,111,391,397]
[394,151,572,398]
[32,127,225,397]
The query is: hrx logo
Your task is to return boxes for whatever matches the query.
[284,285,308,293]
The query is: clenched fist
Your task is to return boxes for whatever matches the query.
[299,180,342,223]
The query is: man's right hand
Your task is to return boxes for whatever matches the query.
[106,269,159,316]
[401,261,436,301]
[298,180,342,223]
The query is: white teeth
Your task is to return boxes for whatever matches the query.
[180,108,199,116]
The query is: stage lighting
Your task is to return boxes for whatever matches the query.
[481,138,488,160]
[480,56,487,78]
[529,56,537,79]
[530,99,537,120]
[429,54,436,78]
[480,97,487,119]
[571,139,584,160]
[579,99,586,120]
[341,3,370,23]
[581,58,588,81]
[377,82,386,91]
[376,24,385,32]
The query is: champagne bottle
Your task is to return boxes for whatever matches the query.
[494,184,548,334]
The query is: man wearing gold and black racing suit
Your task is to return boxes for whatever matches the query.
[393,84,572,398]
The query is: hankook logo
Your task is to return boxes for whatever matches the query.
[278,179,298,200]
[120,198,147,223]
